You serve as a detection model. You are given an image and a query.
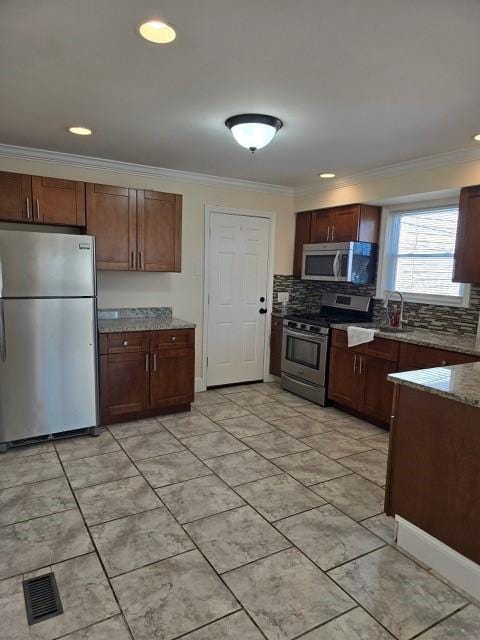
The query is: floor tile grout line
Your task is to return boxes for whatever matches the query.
[51,613,131,640]
[407,602,471,640]
[52,445,137,640]
[119,436,272,640]
[0,505,78,531]
[289,604,359,640]
[2,389,472,639]
[1,549,95,583]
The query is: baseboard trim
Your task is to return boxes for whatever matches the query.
[396,516,480,602]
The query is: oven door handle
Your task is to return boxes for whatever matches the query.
[284,329,328,343]
[333,251,341,280]
[282,373,320,390]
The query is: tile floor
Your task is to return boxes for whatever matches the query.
[1,381,479,640]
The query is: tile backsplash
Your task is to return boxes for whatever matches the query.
[273,276,480,336]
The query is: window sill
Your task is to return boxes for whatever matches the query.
[375,291,471,309]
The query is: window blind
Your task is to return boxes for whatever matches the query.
[386,206,463,301]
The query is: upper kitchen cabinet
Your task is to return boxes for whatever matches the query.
[292,211,311,277]
[453,184,480,283]
[311,205,381,243]
[0,172,32,222]
[31,176,85,226]
[86,183,137,271]
[0,171,85,226]
[137,190,182,272]
[86,183,182,272]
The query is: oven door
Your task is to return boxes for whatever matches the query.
[302,249,352,281]
[281,328,328,386]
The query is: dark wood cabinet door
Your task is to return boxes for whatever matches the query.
[310,210,331,243]
[86,183,137,270]
[293,211,311,276]
[150,347,194,409]
[269,317,283,376]
[137,190,182,272]
[31,176,85,226]
[101,351,150,418]
[453,185,480,283]
[359,354,396,423]
[0,172,32,222]
[328,346,358,408]
[330,205,359,242]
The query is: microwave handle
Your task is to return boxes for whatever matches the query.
[333,251,341,280]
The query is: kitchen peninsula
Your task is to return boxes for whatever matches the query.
[386,363,480,600]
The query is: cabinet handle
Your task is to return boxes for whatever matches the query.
[153,352,157,372]
[145,353,149,372]
[35,198,40,221]
[353,354,357,373]
[326,226,330,241]
[25,197,31,220]
[170,336,176,342]
[122,340,128,346]
[359,357,363,375]
[440,360,447,366]
[138,251,143,270]
[130,251,136,269]
[331,225,335,240]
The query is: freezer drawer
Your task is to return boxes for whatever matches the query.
[0,298,99,443]
[0,230,95,298]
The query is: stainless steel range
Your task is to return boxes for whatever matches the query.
[281,293,372,405]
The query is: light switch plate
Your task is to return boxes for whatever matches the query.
[277,292,289,303]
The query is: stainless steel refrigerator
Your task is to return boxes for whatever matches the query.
[0,230,99,452]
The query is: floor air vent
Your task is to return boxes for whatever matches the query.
[23,573,63,625]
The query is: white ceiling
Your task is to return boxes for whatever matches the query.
[1,0,480,187]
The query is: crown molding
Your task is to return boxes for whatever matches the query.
[1,142,480,200]
[0,143,294,196]
[295,146,480,197]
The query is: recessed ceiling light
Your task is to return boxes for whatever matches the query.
[68,126,93,136]
[319,172,336,179]
[473,133,480,142]
[137,20,176,44]
[225,114,283,153]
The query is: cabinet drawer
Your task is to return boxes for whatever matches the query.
[330,329,398,361]
[107,332,149,353]
[398,343,479,370]
[150,329,194,349]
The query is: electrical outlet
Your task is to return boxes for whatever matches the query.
[277,292,289,303]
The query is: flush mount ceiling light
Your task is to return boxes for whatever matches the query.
[137,19,176,44]
[318,172,336,179]
[225,114,283,153]
[68,126,93,136]
[473,133,480,142]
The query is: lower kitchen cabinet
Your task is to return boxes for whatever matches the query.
[328,329,480,426]
[150,347,195,409]
[99,329,194,424]
[329,346,396,423]
[270,315,283,377]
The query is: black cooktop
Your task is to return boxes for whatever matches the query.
[284,310,370,328]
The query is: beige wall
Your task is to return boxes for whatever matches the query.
[0,156,295,379]
[294,158,480,211]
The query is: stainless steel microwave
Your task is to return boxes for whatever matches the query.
[302,242,377,283]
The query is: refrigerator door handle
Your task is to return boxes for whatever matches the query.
[0,300,6,362]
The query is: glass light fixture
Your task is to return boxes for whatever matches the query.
[473,133,480,142]
[319,172,336,179]
[225,114,283,153]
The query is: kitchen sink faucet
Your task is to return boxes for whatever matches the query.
[384,290,404,328]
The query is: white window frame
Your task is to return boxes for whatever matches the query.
[376,199,471,308]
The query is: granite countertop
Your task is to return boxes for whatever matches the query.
[388,363,480,408]
[330,323,480,357]
[97,306,196,334]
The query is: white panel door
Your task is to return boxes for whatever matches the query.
[207,212,270,386]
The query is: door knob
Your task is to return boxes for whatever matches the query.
[259,308,267,314]
[260,296,265,303]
